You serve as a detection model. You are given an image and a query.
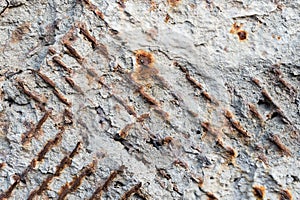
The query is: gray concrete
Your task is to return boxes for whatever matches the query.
[0,0,299,199]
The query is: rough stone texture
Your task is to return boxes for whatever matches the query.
[0,0,299,199]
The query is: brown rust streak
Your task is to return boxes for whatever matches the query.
[36,71,56,88]
[174,62,217,104]
[48,47,57,55]
[120,182,142,200]
[37,128,64,162]
[201,122,221,137]
[269,134,291,156]
[224,110,251,137]
[251,77,262,88]
[0,175,20,200]
[137,113,150,122]
[58,160,96,200]
[119,123,135,139]
[22,110,52,144]
[253,185,266,200]
[17,80,47,105]
[261,89,293,125]
[279,189,293,200]
[153,107,170,124]
[273,68,297,95]
[77,22,98,47]
[248,103,264,125]
[89,165,125,200]
[139,86,160,106]
[65,77,83,94]
[0,163,5,170]
[53,56,72,74]
[62,40,84,64]
[112,94,137,117]
[81,0,107,26]
[53,88,72,106]
[2,130,63,200]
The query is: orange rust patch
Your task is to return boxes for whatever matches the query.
[168,0,181,7]
[237,31,247,40]
[132,50,158,84]
[253,185,266,199]
[165,13,170,23]
[280,189,293,200]
[11,22,31,43]
[230,22,242,34]
[230,23,247,41]
[135,50,155,66]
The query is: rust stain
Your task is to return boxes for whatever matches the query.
[237,31,247,40]
[119,123,135,138]
[58,160,96,200]
[21,110,52,145]
[253,185,266,200]
[269,134,291,156]
[11,22,31,43]
[248,103,264,126]
[17,80,47,105]
[120,182,142,200]
[224,110,251,137]
[89,165,125,200]
[279,189,293,200]
[230,22,242,34]
[164,13,170,23]
[173,159,188,170]
[0,163,5,169]
[167,0,181,7]
[134,50,155,67]
[52,56,72,74]
[230,22,247,41]
[36,129,64,162]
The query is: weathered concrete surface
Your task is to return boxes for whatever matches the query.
[0,0,299,199]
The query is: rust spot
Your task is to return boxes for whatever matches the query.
[168,0,181,7]
[0,162,5,169]
[230,23,247,41]
[237,31,247,40]
[230,22,242,34]
[163,136,173,145]
[135,50,155,67]
[165,13,170,23]
[11,22,31,43]
[280,189,293,200]
[253,185,266,199]
[226,146,237,158]
[132,50,158,84]
[173,159,188,169]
